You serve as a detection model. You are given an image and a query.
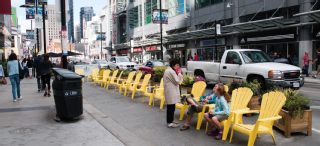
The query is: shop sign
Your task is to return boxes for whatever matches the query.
[118,49,128,54]
[169,44,185,49]
[133,48,142,53]
[200,38,225,47]
[146,46,160,51]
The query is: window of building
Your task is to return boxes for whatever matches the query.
[195,0,223,10]
[129,5,142,29]
[166,0,190,17]
[144,0,158,25]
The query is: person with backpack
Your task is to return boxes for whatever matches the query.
[7,53,23,102]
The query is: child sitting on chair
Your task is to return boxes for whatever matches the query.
[203,85,231,140]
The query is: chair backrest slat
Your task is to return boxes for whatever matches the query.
[116,71,124,84]
[230,87,253,111]
[103,70,111,80]
[92,68,99,78]
[191,81,207,97]
[141,74,151,91]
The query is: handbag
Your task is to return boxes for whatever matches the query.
[0,78,7,84]
[18,61,24,80]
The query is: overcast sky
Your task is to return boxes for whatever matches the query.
[11,0,107,33]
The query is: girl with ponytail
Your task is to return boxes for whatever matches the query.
[203,85,231,140]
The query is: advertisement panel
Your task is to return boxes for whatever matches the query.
[11,8,17,26]
[26,30,34,39]
[26,6,48,20]
[35,14,43,28]
[96,32,106,40]
[152,9,168,24]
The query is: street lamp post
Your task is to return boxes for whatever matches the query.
[100,23,102,59]
[160,0,163,60]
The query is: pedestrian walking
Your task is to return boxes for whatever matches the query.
[22,58,28,78]
[0,64,6,86]
[39,53,53,97]
[7,53,23,102]
[194,53,198,61]
[27,58,33,79]
[203,85,231,140]
[188,56,193,61]
[303,52,312,77]
[163,59,183,128]
[33,53,43,92]
[199,55,204,61]
[312,48,320,78]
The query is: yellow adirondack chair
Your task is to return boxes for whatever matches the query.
[88,68,99,84]
[152,78,165,109]
[94,70,111,87]
[93,69,106,85]
[106,70,119,89]
[125,72,142,96]
[118,72,135,94]
[142,78,163,105]
[194,85,230,130]
[205,87,253,140]
[75,69,84,82]
[229,92,286,146]
[127,74,151,99]
[113,71,124,91]
[175,81,207,120]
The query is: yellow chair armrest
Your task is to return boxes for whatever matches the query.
[146,86,156,89]
[155,88,164,90]
[232,110,260,115]
[203,104,215,111]
[181,94,191,97]
[257,116,282,122]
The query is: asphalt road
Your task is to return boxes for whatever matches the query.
[83,81,320,146]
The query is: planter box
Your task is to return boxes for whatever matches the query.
[181,86,192,94]
[274,109,312,138]
[247,96,261,117]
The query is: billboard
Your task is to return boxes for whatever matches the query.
[26,30,34,39]
[96,32,106,40]
[152,9,168,24]
[11,8,17,26]
[25,6,48,20]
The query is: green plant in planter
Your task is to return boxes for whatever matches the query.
[152,66,167,82]
[263,87,312,119]
[181,74,195,87]
[121,69,131,77]
[110,68,118,75]
[226,79,245,95]
[102,67,109,70]
[243,79,261,96]
[134,70,145,79]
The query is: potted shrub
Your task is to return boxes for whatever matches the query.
[243,80,261,117]
[226,79,245,95]
[272,87,312,138]
[180,74,195,94]
[151,66,166,85]
[121,69,131,79]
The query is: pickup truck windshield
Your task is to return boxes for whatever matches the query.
[240,51,273,63]
[117,57,131,62]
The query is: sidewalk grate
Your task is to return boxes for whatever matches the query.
[0,106,55,113]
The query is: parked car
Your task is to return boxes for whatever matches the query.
[80,60,91,64]
[108,56,138,71]
[68,58,80,64]
[139,60,169,75]
[186,49,304,89]
[92,59,109,68]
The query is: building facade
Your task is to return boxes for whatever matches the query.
[68,0,74,43]
[47,5,62,44]
[80,7,95,39]
[75,24,81,43]
[0,13,13,62]
[110,0,320,73]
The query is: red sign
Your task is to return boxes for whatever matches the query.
[133,48,142,53]
[118,49,128,54]
[146,46,159,51]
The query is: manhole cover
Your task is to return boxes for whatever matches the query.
[10,128,35,134]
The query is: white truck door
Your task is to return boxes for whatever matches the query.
[219,51,245,83]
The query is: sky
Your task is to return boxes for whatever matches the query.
[10,0,107,33]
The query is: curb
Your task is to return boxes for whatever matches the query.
[83,100,151,146]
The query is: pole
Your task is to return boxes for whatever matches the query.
[160,0,163,60]
[215,20,218,60]
[100,23,102,59]
[36,0,39,54]
[42,4,46,54]
[61,0,67,69]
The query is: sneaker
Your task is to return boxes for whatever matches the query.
[215,128,224,140]
[168,123,180,128]
[18,96,22,100]
[208,129,219,136]
[313,76,317,78]
[44,92,47,96]
[48,93,51,97]
[13,99,17,102]
[30,76,32,79]
[38,89,40,92]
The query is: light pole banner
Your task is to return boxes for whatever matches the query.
[216,24,221,35]
[62,30,68,55]
[35,14,43,28]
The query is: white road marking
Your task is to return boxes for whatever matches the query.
[312,128,320,133]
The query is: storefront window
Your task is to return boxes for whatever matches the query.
[288,43,299,66]
[249,45,267,53]
[241,46,248,49]
[129,5,142,29]
[267,43,299,66]
[144,0,158,24]
[195,0,223,10]
[166,0,190,17]
[195,48,213,61]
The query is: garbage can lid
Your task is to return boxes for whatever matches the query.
[52,68,83,80]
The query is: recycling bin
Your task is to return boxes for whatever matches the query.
[52,68,84,120]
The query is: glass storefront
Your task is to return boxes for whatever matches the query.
[241,42,300,66]
[313,41,320,71]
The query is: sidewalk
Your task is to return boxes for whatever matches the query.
[0,78,124,146]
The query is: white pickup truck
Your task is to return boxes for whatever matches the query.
[186,49,304,89]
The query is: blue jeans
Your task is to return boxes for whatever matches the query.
[10,74,21,100]
[24,67,29,77]
[305,65,309,77]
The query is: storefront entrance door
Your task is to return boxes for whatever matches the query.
[173,50,186,67]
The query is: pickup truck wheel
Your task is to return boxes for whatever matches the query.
[249,76,265,90]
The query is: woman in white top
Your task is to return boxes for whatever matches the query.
[22,58,28,78]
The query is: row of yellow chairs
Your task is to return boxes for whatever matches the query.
[176,81,286,146]
[84,68,166,109]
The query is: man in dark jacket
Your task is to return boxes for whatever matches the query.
[33,53,43,92]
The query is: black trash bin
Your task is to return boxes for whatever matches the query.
[52,68,84,121]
